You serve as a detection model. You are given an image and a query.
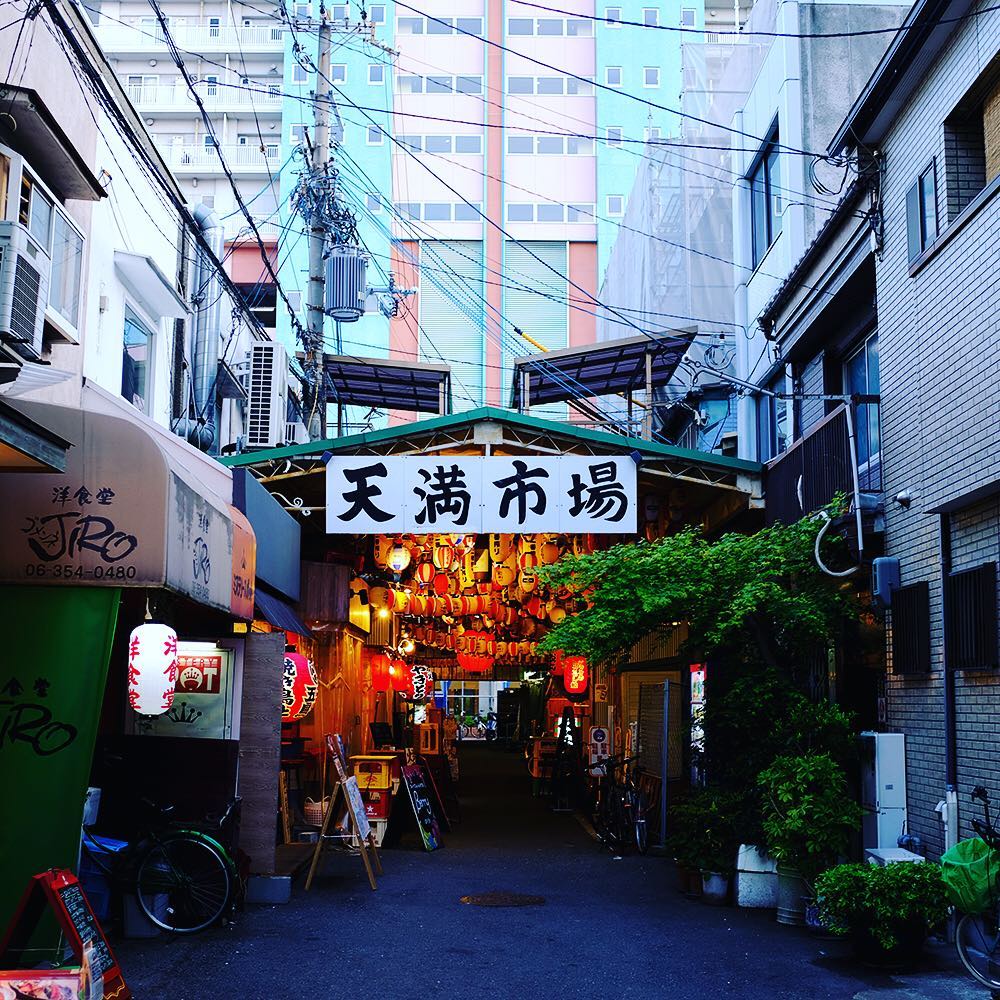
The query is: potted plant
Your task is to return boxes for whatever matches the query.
[758,752,862,925]
[815,862,949,967]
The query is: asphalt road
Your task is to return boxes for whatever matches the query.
[115,745,978,1000]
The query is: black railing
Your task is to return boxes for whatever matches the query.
[764,401,882,527]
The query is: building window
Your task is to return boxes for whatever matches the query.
[368,64,384,84]
[905,160,938,262]
[121,308,153,412]
[567,18,592,35]
[537,18,563,34]
[605,66,622,87]
[645,126,661,142]
[331,64,347,84]
[456,17,483,34]
[756,372,787,461]
[454,202,481,221]
[507,204,533,222]
[508,135,533,153]
[537,203,564,222]
[455,134,482,153]
[537,78,564,95]
[945,562,999,670]
[49,212,84,328]
[290,123,308,145]
[605,7,622,26]
[606,194,624,216]
[567,78,594,96]
[366,193,382,212]
[292,63,308,84]
[567,203,594,222]
[397,75,423,94]
[681,7,696,25]
[508,77,533,94]
[567,136,594,154]
[537,136,563,153]
[397,16,423,33]
[508,17,532,33]
[331,4,348,18]
[425,135,452,153]
[293,2,310,17]
[369,4,386,24]
[643,66,659,87]
[396,202,420,220]
[749,128,781,268]
[642,8,659,26]
[606,126,623,146]
[844,331,880,467]
[423,203,451,221]
[455,76,483,95]
[366,125,384,145]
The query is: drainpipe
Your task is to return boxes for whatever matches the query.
[940,512,960,850]
[185,203,224,452]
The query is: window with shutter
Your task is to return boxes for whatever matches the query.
[905,161,938,262]
[944,562,999,671]
[891,581,931,674]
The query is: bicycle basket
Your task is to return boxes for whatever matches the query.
[941,837,1000,914]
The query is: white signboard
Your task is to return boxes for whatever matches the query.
[589,725,612,771]
[325,455,637,534]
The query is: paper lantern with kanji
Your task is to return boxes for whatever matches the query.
[127,623,178,715]
[282,653,318,720]
[390,660,414,697]
[563,656,589,695]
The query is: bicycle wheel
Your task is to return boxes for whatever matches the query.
[631,790,649,855]
[135,833,232,933]
[957,911,1000,989]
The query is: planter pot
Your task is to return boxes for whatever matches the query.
[674,863,702,897]
[776,865,809,926]
[701,871,730,906]
[850,918,926,969]
[736,844,778,909]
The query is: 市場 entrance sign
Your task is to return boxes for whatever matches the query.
[325,455,637,534]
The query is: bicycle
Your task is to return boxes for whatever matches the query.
[588,754,649,856]
[954,786,1000,990]
[82,796,240,934]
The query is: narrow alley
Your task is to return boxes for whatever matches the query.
[115,747,971,1000]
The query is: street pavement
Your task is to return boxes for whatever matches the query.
[116,745,981,999]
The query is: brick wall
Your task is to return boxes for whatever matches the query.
[876,0,1000,857]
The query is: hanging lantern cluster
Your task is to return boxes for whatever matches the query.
[127,622,179,716]
[282,653,318,721]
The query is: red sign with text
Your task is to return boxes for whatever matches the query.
[175,655,223,694]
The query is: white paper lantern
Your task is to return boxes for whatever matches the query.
[128,623,179,716]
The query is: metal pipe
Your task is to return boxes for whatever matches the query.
[940,512,957,791]
[186,202,224,452]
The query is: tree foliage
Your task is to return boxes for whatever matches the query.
[539,513,849,667]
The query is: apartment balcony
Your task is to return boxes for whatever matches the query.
[223,218,283,243]
[166,143,281,175]
[97,21,284,55]
[126,82,283,116]
[763,399,882,528]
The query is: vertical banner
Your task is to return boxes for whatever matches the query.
[0,585,121,937]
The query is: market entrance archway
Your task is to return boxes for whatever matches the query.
[223,408,760,844]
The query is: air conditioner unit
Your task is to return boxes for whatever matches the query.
[245,341,288,449]
[284,420,310,445]
[0,221,51,358]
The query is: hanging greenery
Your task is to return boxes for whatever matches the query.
[538,509,851,667]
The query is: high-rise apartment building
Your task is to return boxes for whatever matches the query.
[276,0,700,421]
[93,0,285,328]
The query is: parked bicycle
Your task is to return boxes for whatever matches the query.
[588,754,649,855]
[82,796,240,934]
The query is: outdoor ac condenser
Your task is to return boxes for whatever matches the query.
[245,341,288,449]
[859,731,907,850]
[0,220,51,358]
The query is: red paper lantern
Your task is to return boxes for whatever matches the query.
[415,562,435,587]
[390,659,413,696]
[127,622,178,716]
[563,656,588,695]
[282,653,319,720]
[370,654,391,692]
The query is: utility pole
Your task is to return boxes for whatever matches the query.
[305,6,333,440]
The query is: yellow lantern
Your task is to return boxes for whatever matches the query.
[493,556,517,588]
[549,604,567,624]
[374,535,393,568]
[519,568,538,593]
[489,534,513,562]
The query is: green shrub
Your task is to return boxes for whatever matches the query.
[816,862,949,950]
[667,789,742,874]
[758,752,862,885]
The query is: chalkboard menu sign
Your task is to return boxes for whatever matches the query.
[56,882,114,982]
[401,763,443,852]
[0,870,130,1000]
